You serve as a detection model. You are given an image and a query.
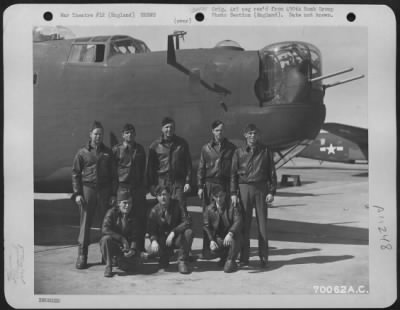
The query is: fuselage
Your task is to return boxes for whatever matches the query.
[33,35,326,192]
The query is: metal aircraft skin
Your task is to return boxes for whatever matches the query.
[33,30,363,193]
[298,123,368,164]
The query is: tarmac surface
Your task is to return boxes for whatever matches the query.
[34,158,369,296]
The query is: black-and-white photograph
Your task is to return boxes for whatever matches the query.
[4,3,397,308]
[33,23,369,293]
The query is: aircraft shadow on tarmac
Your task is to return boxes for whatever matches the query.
[284,166,368,171]
[246,254,355,273]
[277,181,316,188]
[353,172,368,177]
[104,253,354,275]
[35,198,368,247]
[275,191,341,198]
[270,204,308,208]
[275,192,317,197]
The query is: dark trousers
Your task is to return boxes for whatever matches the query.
[238,183,269,262]
[99,235,137,269]
[99,235,123,267]
[118,184,147,251]
[156,229,194,265]
[211,235,241,261]
[201,181,230,256]
[78,185,111,249]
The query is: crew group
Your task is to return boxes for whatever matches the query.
[71,117,277,277]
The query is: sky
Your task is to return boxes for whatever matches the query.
[68,25,368,128]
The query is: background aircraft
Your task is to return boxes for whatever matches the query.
[297,122,368,164]
[33,27,364,192]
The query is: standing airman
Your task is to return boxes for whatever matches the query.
[72,121,117,269]
[230,124,277,268]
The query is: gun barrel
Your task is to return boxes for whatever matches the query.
[310,68,354,83]
[323,74,365,89]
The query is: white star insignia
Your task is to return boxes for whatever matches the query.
[327,144,336,154]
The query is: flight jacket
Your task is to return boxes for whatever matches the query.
[230,142,277,195]
[112,142,146,189]
[197,138,236,187]
[147,135,192,187]
[102,207,138,248]
[72,142,117,198]
[147,199,192,242]
[203,202,242,242]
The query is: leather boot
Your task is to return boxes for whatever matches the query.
[178,261,191,274]
[75,245,88,269]
[259,256,268,268]
[217,257,227,267]
[104,265,113,277]
[224,260,238,273]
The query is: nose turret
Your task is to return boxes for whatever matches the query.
[256,41,324,106]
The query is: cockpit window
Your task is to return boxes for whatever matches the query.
[68,44,105,63]
[109,39,149,57]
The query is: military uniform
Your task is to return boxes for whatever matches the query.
[197,137,236,256]
[231,143,277,265]
[203,200,242,271]
[100,206,139,274]
[147,135,192,213]
[112,142,147,251]
[147,199,193,269]
[72,142,117,266]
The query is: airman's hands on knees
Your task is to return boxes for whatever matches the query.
[121,238,130,251]
[266,194,274,203]
[124,249,136,258]
[210,240,219,251]
[166,231,175,247]
[151,240,159,253]
[184,183,191,193]
[223,232,233,247]
[231,195,239,207]
[197,188,203,199]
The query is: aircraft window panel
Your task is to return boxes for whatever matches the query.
[95,44,105,62]
[139,42,150,53]
[127,46,136,53]
[68,45,84,62]
[68,44,105,63]
[82,45,96,62]
[108,40,150,58]
[310,50,321,77]
[119,46,128,54]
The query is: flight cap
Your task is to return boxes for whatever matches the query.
[211,120,224,130]
[244,123,259,133]
[122,123,135,132]
[117,188,131,202]
[90,120,104,131]
[161,117,175,127]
